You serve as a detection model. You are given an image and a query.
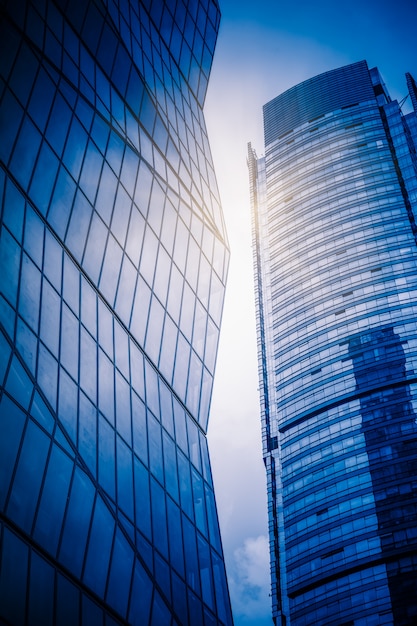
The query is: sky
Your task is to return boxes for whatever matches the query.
[203,1,417,624]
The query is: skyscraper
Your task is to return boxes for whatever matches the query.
[249,61,417,625]
[0,1,232,624]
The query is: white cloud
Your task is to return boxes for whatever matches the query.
[228,535,272,624]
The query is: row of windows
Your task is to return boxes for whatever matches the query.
[290,566,393,626]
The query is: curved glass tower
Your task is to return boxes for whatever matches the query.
[249,61,417,625]
[0,0,232,624]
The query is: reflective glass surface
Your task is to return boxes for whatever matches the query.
[250,61,417,625]
[0,0,232,624]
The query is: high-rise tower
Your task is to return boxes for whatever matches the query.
[0,1,233,624]
[249,61,417,625]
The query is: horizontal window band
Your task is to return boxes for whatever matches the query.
[287,548,417,599]
[308,114,325,123]
[279,376,417,434]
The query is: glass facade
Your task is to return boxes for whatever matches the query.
[249,61,417,625]
[0,0,233,624]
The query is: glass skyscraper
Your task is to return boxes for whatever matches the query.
[249,61,417,625]
[0,1,233,624]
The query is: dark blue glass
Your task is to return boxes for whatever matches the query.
[0,528,28,624]
[59,465,95,576]
[83,496,114,596]
[7,420,50,533]
[34,444,72,553]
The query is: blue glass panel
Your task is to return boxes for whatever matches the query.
[134,457,151,538]
[0,90,23,165]
[5,354,33,412]
[10,117,41,190]
[7,419,50,533]
[163,431,179,501]
[125,206,146,267]
[128,561,152,626]
[40,279,60,357]
[28,552,54,626]
[182,516,201,594]
[56,574,80,626]
[98,413,116,499]
[83,212,107,284]
[47,166,76,239]
[159,381,174,436]
[159,313,177,382]
[139,226,158,287]
[120,146,140,198]
[43,230,62,292]
[63,116,87,181]
[187,418,201,471]
[59,466,95,577]
[37,342,58,409]
[98,299,114,360]
[3,178,25,242]
[173,332,190,402]
[130,275,151,346]
[148,412,163,483]
[61,303,79,381]
[79,391,97,476]
[115,256,137,325]
[0,395,26,509]
[197,534,214,610]
[80,327,97,402]
[132,391,148,464]
[34,446,73,554]
[16,317,37,376]
[99,234,122,305]
[66,189,92,262]
[106,527,134,618]
[0,527,28,624]
[96,162,118,226]
[83,496,115,596]
[172,571,188,625]
[81,276,97,338]
[192,468,207,536]
[30,390,54,434]
[116,435,134,519]
[29,141,59,215]
[98,349,115,425]
[188,591,203,626]
[151,590,171,626]
[58,367,78,442]
[115,371,132,444]
[212,552,230,624]
[0,228,21,308]
[28,66,55,132]
[166,496,184,576]
[151,477,168,558]
[205,484,221,553]
[19,253,41,332]
[114,321,129,379]
[0,330,11,385]
[145,360,160,418]
[46,92,71,157]
[173,399,188,452]
[145,296,164,363]
[81,596,103,626]
[91,114,109,155]
[80,140,103,204]
[111,184,131,247]
[178,450,194,520]
[24,198,46,262]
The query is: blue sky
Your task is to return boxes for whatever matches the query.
[205,1,417,624]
